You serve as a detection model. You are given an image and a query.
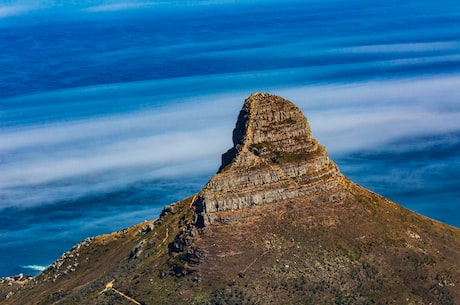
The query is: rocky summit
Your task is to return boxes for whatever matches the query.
[2,93,460,305]
[195,93,341,225]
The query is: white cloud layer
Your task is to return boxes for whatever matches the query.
[1,74,459,209]
[278,75,460,152]
[82,2,157,12]
[21,264,46,272]
[0,91,242,207]
[0,5,32,18]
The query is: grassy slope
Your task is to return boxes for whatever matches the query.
[2,179,460,305]
[188,179,460,305]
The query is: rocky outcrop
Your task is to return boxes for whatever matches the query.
[194,93,341,225]
[43,237,94,282]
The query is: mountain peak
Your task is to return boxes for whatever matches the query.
[195,93,341,225]
[4,93,460,305]
[230,92,312,152]
[220,92,313,170]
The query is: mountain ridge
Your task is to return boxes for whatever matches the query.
[1,93,459,305]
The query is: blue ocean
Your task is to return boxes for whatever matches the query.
[1,0,459,277]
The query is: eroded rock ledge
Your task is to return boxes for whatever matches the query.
[194,93,342,225]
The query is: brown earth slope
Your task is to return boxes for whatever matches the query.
[2,93,459,305]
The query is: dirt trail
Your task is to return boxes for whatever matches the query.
[100,281,142,305]
[160,228,169,246]
[99,227,171,303]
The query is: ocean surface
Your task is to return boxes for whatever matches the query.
[1,0,459,277]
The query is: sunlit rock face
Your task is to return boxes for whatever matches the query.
[195,93,341,224]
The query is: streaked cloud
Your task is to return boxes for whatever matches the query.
[0,91,241,208]
[0,5,33,18]
[1,74,459,209]
[277,75,460,152]
[82,2,158,12]
[340,41,460,54]
[21,265,46,272]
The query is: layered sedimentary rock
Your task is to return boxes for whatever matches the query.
[195,93,341,224]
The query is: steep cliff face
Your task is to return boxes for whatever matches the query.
[195,93,341,224]
[2,93,460,305]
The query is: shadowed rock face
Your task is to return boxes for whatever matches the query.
[195,93,341,224]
